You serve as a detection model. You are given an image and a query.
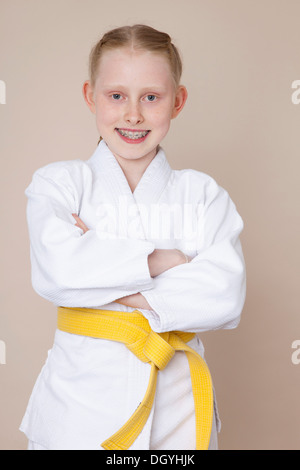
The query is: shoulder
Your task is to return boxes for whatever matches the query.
[25,158,94,208]
[27,158,92,192]
[31,158,88,181]
[172,168,229,202]
[172,168,242,226]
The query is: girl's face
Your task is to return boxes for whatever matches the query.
[83,47,187,165]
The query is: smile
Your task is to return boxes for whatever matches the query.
[116,128,150,141]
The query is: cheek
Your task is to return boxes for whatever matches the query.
[151,106,173,129]
[95,100,117,125]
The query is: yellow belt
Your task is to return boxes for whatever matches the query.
[57,306,214,450]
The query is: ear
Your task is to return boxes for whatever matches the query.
[82,80,96,114]
[171,85,188,119]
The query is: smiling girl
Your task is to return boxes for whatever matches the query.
[21,24,246,450]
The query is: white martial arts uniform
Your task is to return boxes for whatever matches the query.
[20,140,246,450]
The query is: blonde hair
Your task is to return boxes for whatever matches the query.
[88,24,183,145]
[89,24,183,90]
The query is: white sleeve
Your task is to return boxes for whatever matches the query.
[142,178,246,333]
[25,162,155,307]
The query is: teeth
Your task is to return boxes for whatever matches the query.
[117,129,149,139]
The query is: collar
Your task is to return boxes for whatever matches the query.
[87,140,173,206]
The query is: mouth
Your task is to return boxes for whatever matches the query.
[115,128,150,143]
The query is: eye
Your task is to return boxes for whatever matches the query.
[111,93,122,100]
[145,95,157,102]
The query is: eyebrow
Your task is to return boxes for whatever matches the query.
[102,85,167,92]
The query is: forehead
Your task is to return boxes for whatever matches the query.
[95,47,173,88]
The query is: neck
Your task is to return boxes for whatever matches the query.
[113,147,158,193]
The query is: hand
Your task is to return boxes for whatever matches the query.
[148,248,191,277]
[72,214,89,233]
[175,249,192,264]
[115,293,152,310]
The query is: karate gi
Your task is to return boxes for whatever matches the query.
[20,140,246,450]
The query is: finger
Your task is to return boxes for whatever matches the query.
[72,213,89,233]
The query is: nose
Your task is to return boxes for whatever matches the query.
[124,100,144,125]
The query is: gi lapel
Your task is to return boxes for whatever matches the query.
[87,140,173,242]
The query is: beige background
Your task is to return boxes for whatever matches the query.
[0,0,299,450]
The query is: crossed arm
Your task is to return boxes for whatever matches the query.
[72,214,191,310]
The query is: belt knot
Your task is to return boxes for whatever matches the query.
[144,331,175,370]
[126,328,176,370]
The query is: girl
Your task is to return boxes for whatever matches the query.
[21,24,246,450]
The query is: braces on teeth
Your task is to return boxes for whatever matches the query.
[117,129,149,139]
